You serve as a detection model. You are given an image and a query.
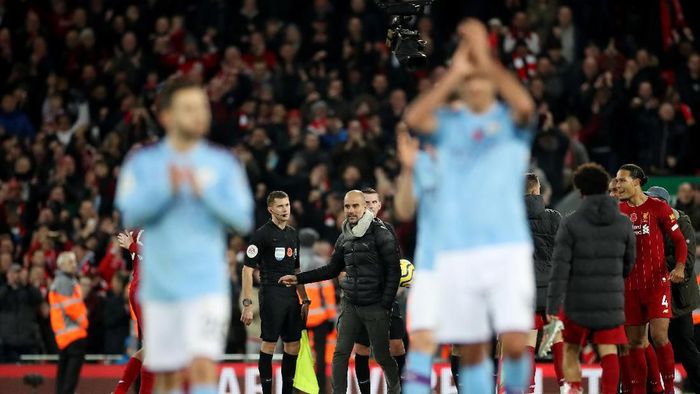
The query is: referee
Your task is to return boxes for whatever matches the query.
[241,191,310,394]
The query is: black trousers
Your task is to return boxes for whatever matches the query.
[332,299,400,394]
[669,313,700,393]
[312,321,332,394]
[56,338,86,394]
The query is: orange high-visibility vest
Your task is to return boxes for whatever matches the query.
[306,280,337,328]
[693,274,700,325]
[49,272,88,350]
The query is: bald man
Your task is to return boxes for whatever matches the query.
[280,190,402,394]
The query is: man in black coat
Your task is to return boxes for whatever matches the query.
[0,264,42,362]
[524,173,564,389]
[279,190,401,394]
[647,186,700,393]
[547,163,637,394]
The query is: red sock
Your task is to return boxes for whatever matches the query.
[654,343,676,394]
[645,345,663,393]
[140,368,155,394]
[114,356,142,394]
[620,354,632,394]
[600,354,620,394]
[629,348,648,394]
[568,381,582,392]
[526,346,536,393]
[552,341,564,386]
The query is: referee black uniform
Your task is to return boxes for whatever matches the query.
[245,219,305,394]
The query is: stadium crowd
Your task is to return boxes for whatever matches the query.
[0,0,700,367]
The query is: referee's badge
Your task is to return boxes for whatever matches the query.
[246,245,258,258]
[274,247,285,261]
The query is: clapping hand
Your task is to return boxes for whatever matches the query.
[117,230,134,250]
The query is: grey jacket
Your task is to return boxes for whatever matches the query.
[526,194,561,312]
[547,194,637,329]
[664,210,699,317]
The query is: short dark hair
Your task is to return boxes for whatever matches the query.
[618,164,648,186]
[157,78,202,112]
[525,173,539,194]
[574,163,610,196]
[266,191,289,206]
[361,187,378,195]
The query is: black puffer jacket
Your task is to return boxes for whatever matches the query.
[297,218,400,310]
[547,195,637,329]
[526,195,561,312]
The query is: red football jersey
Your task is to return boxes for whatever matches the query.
[128,229,144,296]
[619,197,686,290]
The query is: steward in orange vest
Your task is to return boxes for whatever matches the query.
[49,251,88,394]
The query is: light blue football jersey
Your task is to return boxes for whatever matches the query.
[412,150,438,271]
[431,102,533,251]
[116,139,254,301]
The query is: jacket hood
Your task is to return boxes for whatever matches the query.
[580,194,619,225]
[525,194,545,218]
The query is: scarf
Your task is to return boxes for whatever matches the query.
[342,210,374,238]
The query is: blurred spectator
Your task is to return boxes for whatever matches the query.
[0,93,35,138]
[332,119,377,179]
[80,274,105,354]
[503,11,540,55]
[0,252,12,286]
[677,53,700,118]
[102,272,130,355]
[548,6,579,63]
[649,102,687,174]
[676,183,700,231]
[0,264,42,362]
[526,0,558,48]
[532,111,569,201]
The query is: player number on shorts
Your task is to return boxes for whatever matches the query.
[661,295,669,308]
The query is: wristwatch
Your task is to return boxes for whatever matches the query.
[242,298,253,307]
[301,299,311,305]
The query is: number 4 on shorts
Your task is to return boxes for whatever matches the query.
[661,294,668,308]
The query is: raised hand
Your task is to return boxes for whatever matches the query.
[116,230,134,250]
[458,19,492,71]
[397,131,420,170]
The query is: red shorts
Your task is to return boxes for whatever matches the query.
[624,286,672,326]
[129,286,144,340]
[533,312,547,330]
[561,314,627,346]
